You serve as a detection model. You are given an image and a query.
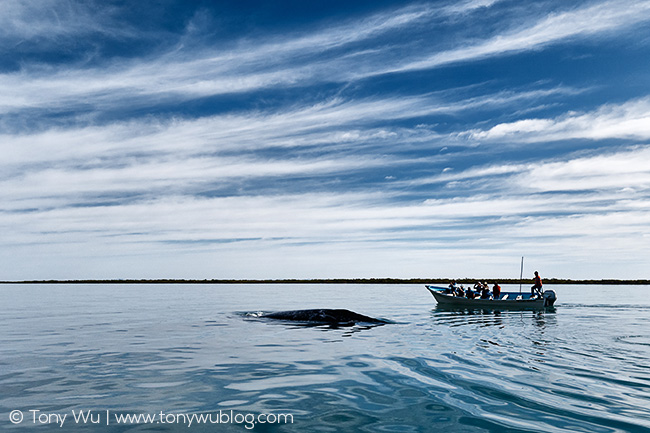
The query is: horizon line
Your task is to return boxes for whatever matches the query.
[1,278,649,285]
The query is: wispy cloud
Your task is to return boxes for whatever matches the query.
[467,97,650,142]
[0,0,623,124]
[3,168,648,278]
[0,3,438,115]
[391,0,650,72]
[516,146,650,192]
[411,142,650,195]
[3,83,582,169]
[0,0,122,41]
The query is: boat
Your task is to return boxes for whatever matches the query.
[425,285,557,308]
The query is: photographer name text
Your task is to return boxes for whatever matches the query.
[9,409,293,429]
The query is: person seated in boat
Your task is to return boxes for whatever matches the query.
[473,281,482,292]
[455,285,465,297]
[480,285,491,299]
[466,286,476,299]
[492,283,501,299]
[446,280,458,294]
[531,271,543,297]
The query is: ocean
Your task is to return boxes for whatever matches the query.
[1,283,650,432]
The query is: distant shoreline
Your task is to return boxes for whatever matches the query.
[1,278,649,285]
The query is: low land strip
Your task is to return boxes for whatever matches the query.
[1,278,649,285]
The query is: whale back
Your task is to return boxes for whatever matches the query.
[262,309,385,324]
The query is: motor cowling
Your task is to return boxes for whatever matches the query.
[543,290,557,307]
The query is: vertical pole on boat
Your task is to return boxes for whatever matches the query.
[519,256,524,294]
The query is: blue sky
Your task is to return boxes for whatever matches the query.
[2,0,650,280]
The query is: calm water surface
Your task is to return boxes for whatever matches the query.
[1,284,650,432]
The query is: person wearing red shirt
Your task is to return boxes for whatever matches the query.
[531,271,543,297]
[492,283,501,299]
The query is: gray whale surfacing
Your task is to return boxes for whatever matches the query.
[261,309,387,325]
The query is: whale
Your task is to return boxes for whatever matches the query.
[260,309,388,325]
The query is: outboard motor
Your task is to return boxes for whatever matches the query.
[543,290,557,307]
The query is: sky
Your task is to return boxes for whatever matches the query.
[2,0,650,280]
